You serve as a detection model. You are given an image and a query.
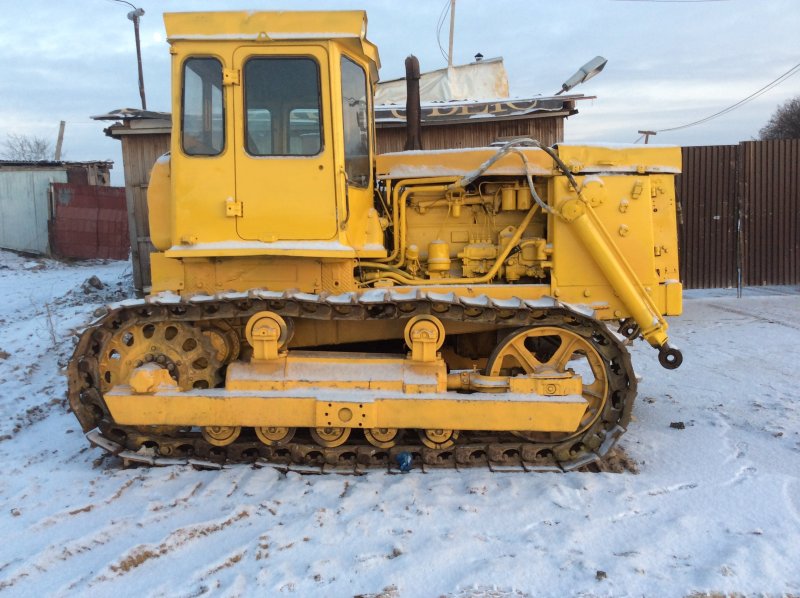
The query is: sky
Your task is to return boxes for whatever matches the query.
[0,0,798,185]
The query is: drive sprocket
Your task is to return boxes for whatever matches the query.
[97,321,222,392]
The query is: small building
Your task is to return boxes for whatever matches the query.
[0,160,114,255]
[373,57,587,152]
[374,95,583,153]
[93,109,171,290]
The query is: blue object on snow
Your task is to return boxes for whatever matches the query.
[395,451,413,472]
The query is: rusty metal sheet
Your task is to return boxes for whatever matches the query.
[50,183,129,260]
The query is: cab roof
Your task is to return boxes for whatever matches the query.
[164,11,380,72]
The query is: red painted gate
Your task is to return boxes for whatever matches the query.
[49,183,129,260]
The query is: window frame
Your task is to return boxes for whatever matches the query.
[339,54,371,188]
[242,54,325,158]
[180,56,226,157]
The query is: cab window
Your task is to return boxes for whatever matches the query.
[340,56,370,186]
[182,58,224,156]
[244,57,322,156]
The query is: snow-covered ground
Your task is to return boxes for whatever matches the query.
[0,248,798,598]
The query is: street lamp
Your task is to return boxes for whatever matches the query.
[555,56,608,95]
[110,0,147,110]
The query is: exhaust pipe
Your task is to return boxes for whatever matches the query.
[404,55,422,151]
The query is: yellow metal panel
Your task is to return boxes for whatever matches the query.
[665,281,683,315]
[225,352,444,393]
[164,242,356,259]
[164,11,369,43]
[149,253,185,293]
[232,44,338,242]
[375,396,587,432]
[317,400,377,428]
[103,389,588,433]
[164,11,380,75]
[551,175,657,289]
[169,45,239,248]
[556,144,682,174]
[146,156,172,251]
[650,175,681,283]
[552,182,669,346]
[376,147,555,180]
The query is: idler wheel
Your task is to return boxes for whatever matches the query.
[486,325,609,441]
[202,426,241,447]
[419,429,459,450]
[310,427,351,448]
[254,426,296,446]
[364,428,401,449]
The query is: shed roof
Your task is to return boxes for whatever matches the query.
[375,95,589,128]
[0,160,113,169]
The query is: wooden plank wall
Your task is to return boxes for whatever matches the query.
[120,133,170,292]
[376,118,562,154]
[676,139,800,289]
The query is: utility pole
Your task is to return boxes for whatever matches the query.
[54,120,65,161]
[447,0,456,68]
[111,0,147,110]
[128,7,147,110]
[638,130,657,144]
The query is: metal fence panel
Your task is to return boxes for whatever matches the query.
[677,139,799,289]
[50,183,129,260]
[0,170,68,254]
[740,139,800,286]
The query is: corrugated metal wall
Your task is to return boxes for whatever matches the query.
[740,140,800,286]
[376,118,562,154]
[50,183,129,260]
[119,133,171,292]
[676,145,738,288]
[676,139,800,289]
[0,169,68,254]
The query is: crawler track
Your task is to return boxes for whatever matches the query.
[69,289,637,472]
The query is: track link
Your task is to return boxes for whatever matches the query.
[69,289,637,472]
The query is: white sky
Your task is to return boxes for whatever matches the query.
[0,0,798,185]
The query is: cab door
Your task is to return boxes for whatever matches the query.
[232,46,338,242]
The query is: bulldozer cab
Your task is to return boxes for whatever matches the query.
[164,11,380,249]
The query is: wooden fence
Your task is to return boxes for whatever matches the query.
[676,139,799,289]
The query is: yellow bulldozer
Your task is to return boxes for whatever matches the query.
[69,10,683,471]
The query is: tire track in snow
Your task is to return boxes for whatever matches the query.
[706,302,800,331]
[88,507,252,586]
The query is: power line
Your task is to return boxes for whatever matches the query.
[649,60,800,135]
[611,0,733,3]
[435,0,451,64]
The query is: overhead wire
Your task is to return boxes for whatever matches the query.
[649,60,800,134]
[610,0,733,3]
[435,0,451,64]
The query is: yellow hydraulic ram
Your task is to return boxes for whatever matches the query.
[558,195,682,369]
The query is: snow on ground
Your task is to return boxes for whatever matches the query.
[0,248,798,598]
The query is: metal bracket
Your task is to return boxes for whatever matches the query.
[225,197,243,217]
[404,315,445,362]
[245,312,289,361]
[223,68,240,86]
